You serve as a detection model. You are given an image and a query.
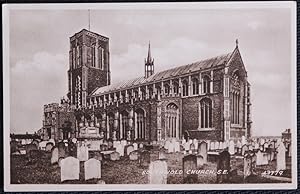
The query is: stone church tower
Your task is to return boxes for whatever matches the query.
[67,29,111,108]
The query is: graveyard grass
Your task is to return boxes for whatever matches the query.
[10,150,291,184]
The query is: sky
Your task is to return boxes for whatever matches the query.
[7,3,295,136]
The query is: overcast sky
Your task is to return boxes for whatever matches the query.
[7,3,295,136]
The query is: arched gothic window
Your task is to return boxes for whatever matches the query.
[200,98,212,128]
[166,103,179,138]
[202,75,210,94]
[192,78,199,95]
[164,84,170,96]
[231,71,241,124]
[173,81,179,95]
[135,109,145,139]
[121,111,129,139]
[182,80,189,96]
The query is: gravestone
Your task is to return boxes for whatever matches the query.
[198,141,208,163]
[139,143,144,149]
[125,145,134,156]
[168,142,174,153]
[100,144,108,151]
[174,141,180,153]
[228,140,235,155]
[241,136,246,145]
[45,142,54,152]
[255,150,267,166]
[110,151,120,161]
[116,143,125,157]
[139,150,151,167]
[158,150,166,160]
[193,139,199,151]
[121,139,127,146]
[148,160,168,184]
[58,142,67,159]
[183,154,198,183]
[39,141,48,150]
[184,142,190,154]
[77,143,89,162]
[107,139,113,149]
[243,153,253,179]
[215,142,220,150]
[84,158,101,180]
[219,142,224,150]
[133,143,138,151]
[276,142,286,171]
[129,150,140,160]
[61,157,80,182]
[51,147,59,164]
[196,154,204,168]
[216,151,230,183]
[164,140,171,150]
[241,144,248,155]
[210,142,215,150]
[189,143,195,154]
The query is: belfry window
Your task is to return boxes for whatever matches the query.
[200,98,212,128]
[164,84,170,96]
[231,71,241,124]
[173,81,179,95]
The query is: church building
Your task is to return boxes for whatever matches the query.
[65,29,252,142]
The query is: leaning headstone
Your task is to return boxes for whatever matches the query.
[148,160,168,184]
[183,154,198,183]
[244,153,253,179]
[216,151,230,183]
[51,147,59,164]
[276,142,286,171]
[110,151,120,161]
[61,157,80,182]
[229,140,235,155]
[129,150,140,160]
[84,158,101,180]
[198,141,208,163]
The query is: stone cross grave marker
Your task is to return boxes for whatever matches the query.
[276,142,286,171]
[61,156,80,182]
[198,141,208,163]
[148,160,168,184]
[183,154,198,183]
[84,158,101,180]
[216,151,230,183]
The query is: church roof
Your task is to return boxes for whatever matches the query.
[91,51,233,96]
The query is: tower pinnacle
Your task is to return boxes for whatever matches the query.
[145,41,154,78]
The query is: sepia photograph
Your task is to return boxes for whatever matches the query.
[3,2,297,191]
